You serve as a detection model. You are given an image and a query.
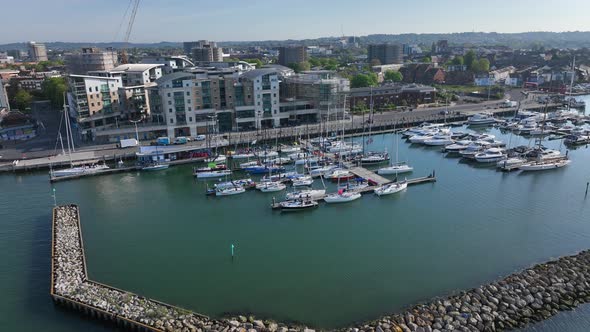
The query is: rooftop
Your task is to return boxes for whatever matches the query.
[111,63,163,73]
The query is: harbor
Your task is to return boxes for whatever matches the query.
[51,205,590,332]
[2,95,590,332]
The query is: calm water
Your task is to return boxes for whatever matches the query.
[2,101,590,331]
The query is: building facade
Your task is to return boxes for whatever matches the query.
[66,75,123,140]
[65,47,118,74]
[349,84,436,110]
[28,42,48,62]
[140,56,195,75]
[0,82,9,110]
[278,46,307,66]
[368,44,403,65]
[186,40,223,62]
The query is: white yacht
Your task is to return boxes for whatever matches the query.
[408,133,434,144]
[292,176,314,187]
[216,187,246,196]
[377,163,414,175]
[467,113,496,125]
[423,134,454,146]
[459,142,489,159]
[443,140,472,154]
[374,181,408,196]
[196,170,232,179]
[258,182,287,192]
[474,148,506,163]
[285,189,326,200]
[520,159,571,171]
[324,191,362,203]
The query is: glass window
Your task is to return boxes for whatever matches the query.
[170,119,174,124]
[95,87,98,92]
[91,103,94,107]
[88,87,92,92]
[186,91,190,96]
[167,93,171,97]
[169,108,172,113]
[189,117,193,122]
[168,101,172,105]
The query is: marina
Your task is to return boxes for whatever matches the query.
[3,95,590,332]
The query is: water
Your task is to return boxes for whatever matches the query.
[2,121,590,331]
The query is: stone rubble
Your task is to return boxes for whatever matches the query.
[53,205,590,331]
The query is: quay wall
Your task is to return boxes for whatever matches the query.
[52,203,590,331]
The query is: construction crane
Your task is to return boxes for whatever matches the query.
[120,0,140,64]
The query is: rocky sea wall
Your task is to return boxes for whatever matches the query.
[52,205,590,331]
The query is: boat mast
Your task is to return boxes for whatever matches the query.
[62,96,73,167]
[567,55,576,111]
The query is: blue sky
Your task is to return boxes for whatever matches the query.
[1,0,589,43]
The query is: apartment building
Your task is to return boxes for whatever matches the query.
[66,74,122,140]
[65,47,118,74]
[185,40,223,62]
[368,43,403,65]
[28,42,48,62]
[278,46,307,66]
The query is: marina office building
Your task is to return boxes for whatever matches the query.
[67,63,350,142]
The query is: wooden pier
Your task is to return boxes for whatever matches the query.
[347,166,390,185]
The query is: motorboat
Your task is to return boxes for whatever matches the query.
[525,148,562,161]
[517,122,538,135]
[408,133,434,144]
[496,157,527,169]
[279,199,319,211]
[324,190,362,203]
[474,148,506,163]
[258,182,287,192]
[288,152,311,161]
[424,135,454,146]
[520,159,571,171]
[459,142,489,159]
[339,181,369,192]
[403,123,447,137]
[196,170,232,179]
[285,189,326,200]
[564,134,590,146]
[443,140,472,153]
[215,186,246,196]
[141,163,169,171]
[292,176,314,187]
[215,178,256,190]
[467,113,496,125]
[260,171,300,183]
[374,181,408,196]
[52,163,110,177]
[377,162,414,175]
[360,151,390,164]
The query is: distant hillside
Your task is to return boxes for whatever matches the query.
[2,31,590,51]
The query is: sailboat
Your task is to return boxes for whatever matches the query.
[360,87,389,165]
[51,98,109,177]
[374,179,408,196]
[519,102,571,171]
[378,126,413,175]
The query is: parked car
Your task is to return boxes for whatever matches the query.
[194,135,206,141]
[173,137,188,145]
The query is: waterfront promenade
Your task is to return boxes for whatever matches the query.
[53,204,590,332]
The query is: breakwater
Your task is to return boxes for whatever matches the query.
[52,204,590,331]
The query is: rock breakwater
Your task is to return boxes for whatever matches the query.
[52,205,590,331]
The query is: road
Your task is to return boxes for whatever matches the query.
[0,89,542,165]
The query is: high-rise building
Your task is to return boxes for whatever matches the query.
[185,40,223,62]
[28,41,48,62]
[367,44,403,65]
[0,81,10,110]
[278,46,307,66]
[65,47,118,74]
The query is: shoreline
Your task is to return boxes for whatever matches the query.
[52,204,590,331]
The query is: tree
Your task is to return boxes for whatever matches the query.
[384,70,403,82]
[14,89,32,111]
[478,58,490,72]
[422,56,432,63]
[464,50,476,70]
[287,62,310,73]
[42,77,67,108]
[451,56,464,66]
[350,73,378,88]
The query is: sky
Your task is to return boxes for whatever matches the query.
[1,0,589,43]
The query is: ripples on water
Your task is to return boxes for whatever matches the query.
[2,99,590,331]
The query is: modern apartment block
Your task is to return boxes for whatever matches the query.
[0,82,10,110]
[368,43,403,65]
[66,75,122,140]
[28,41,48,62]
[281,71,350,121]
[278,46,307,66]
[185,40,223,63]
[65,47,118,74]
